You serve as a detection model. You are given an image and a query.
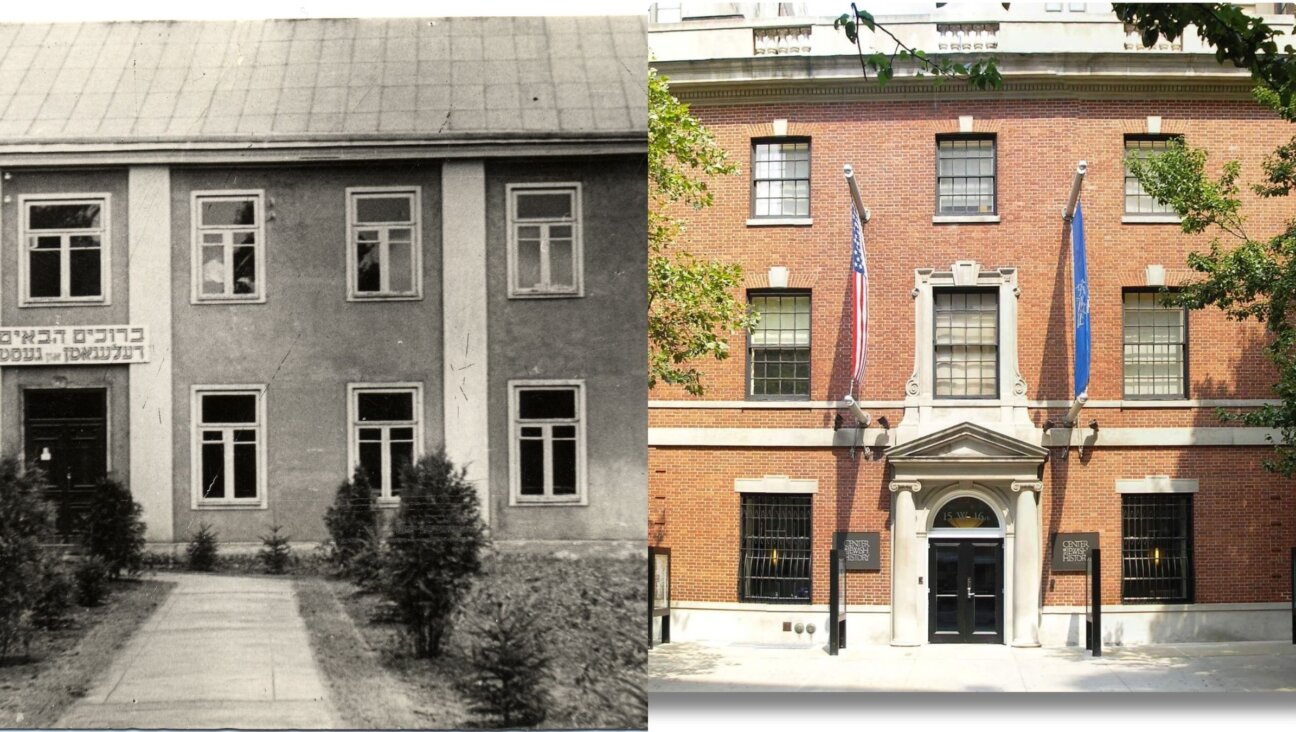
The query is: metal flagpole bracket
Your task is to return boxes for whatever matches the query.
[1063,161,1088,221]
[843,165,871,222]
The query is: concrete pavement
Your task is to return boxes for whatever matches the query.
[650,639,1296,692]
[58,572,341,728]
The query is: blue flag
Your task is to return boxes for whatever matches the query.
[1071,201,1091,397]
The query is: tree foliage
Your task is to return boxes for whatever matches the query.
[648,68,757,395]
[834,3,1002,89]
[81,477,146,579]
[0,459,58,660]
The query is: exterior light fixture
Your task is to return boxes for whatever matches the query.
[1153,546,1161,566]
[39,447,52,461]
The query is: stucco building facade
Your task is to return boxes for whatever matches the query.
[0,16,647,548]
[649,2,1296,646]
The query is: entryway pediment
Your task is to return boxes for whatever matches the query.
[887,422,1047,480]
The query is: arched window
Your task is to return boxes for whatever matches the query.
[932,496,999,529]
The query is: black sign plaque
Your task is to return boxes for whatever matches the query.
[834,531,881,571]
[1052,532,1099,572]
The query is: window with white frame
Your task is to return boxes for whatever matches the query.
[21,196,109,304]
[193,191,265,302]
[349,385,421,501]
[347,188,421,299]
[934,289,999,398]
[508,184,582,297]
[193,388,265,506]
[510,381,585,504]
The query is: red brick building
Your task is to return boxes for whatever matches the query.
[648,3,1296,647]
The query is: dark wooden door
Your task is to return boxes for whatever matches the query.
[929,539,1004,644]
[24,390,107,538]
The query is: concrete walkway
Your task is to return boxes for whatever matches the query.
[650,640,1296,692]
[58,573,341,728]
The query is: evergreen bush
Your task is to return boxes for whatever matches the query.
[323,467,379,570]
[32,553,74,630]
[186,523,219,572]
[75,557,110,607]
[258,525,293,574]
[457,585,550,728]
[383,449,489,658]
[81,477,146,579]
[0,458,57,660]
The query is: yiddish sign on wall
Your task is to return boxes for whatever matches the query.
[0,326,149,365]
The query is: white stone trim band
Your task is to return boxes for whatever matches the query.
[734,475,819,494]
[1116,476,1199,493]
[649,426,1280,448]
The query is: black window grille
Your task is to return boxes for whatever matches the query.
[936,136,996,215]
[740,494,811,603]
[751,140,810,218]
[748,292,811,398]
[1124,135,1182,215]
[1123,290,1187,399]
[934,289,998,398]
[1122,494,1193,603]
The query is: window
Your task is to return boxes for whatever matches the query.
[751,140,810,218]
[510,381,585,504]
[934,290,998,398]
[192,387,265,507]
[20,195,109,305]
[349,385,422,502]
[1124,135,1182,215]
[739,494,811,603]
[346,187,421,299]
[1122,494,1193,603]
[1123,290,1187,398]
[936,136,996,215]
[192,191,265,302]
[748,292,811,399]
[507,183,582,297]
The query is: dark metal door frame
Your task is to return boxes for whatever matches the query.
[928,538,1004,644]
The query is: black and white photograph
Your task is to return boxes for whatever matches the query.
[0,3,647,729]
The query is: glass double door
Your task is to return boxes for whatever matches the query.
[928,539,1003,644]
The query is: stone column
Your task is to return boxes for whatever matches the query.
[889,481,922,646]
[1011,480,1044,647]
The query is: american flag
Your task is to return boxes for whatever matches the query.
[849,203,868,394]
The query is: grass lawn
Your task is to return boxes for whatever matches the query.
[299,554,647,730]
[0,579,174,729]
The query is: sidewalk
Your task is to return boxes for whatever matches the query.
[649,639,1296,692]
[58,572,341,728]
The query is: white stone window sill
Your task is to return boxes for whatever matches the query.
[1122,214,1181,224]
[747,217,813,227]
[932,214,1000,224]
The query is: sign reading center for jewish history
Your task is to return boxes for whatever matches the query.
[834,531,881,571]
[1052,532,1099,572]
[0,326,149,366]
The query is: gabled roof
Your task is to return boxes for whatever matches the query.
[0,16,646,150]
[887,422,1049,464]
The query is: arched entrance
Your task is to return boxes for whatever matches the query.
[927,493,1005,643]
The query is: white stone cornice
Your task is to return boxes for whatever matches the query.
[1010,481,1044,493]
[889,481,922,493]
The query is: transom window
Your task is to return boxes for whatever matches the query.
[193,388,265,506]
[934,290,998,398]
[193,191,264,302]
[21,196,108,304]
[751,140,810,218]
[1123,291,1187,399]
[350,385,421,501]
[1122,494,1193,603]
[508,184,582,297]
[936,136,996,215]
[1124,135,1182,215]
[748,292,811,399]
[510,382,585,504]
[739,494,811,603]
[347,188,421,299]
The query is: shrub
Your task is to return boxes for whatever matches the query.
[32,554,75,630]
[323,467,379,571]
[75,556,111,608]
[457,586,550,729]
[186,524,219,572]
[258,525,293,574]
[0,458,57,660]
[383,449,489,658]
[348,534,388,594]
[81,477,146,579]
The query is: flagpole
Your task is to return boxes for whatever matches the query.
[843,165,872,441]
[844,165,870,223]
[1065,160,1089,428]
